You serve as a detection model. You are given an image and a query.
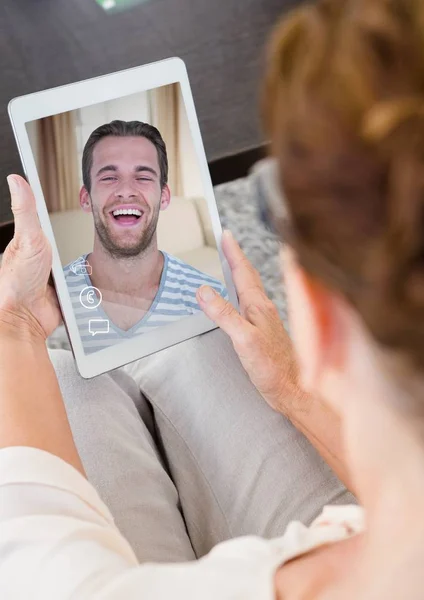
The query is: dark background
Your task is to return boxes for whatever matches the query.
[0,0,302,226]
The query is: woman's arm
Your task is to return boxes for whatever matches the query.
[278,386,348,490]
[0,320,84,475]
[0,175,84,475]
[197,231,351,492]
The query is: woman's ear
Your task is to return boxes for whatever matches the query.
[281,247,344,393]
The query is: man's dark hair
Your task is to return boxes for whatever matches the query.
[82,120,168,192]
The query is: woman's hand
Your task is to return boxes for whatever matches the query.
[197,230,307,415]
[197,232,351,489]
[0,175,61,342]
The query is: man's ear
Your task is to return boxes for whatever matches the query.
[159,184,171,211]
[80,187,92,213]
[282,247,345,392]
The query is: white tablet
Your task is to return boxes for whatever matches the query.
[8,58,238,379]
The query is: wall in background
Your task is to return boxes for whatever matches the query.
[28,87,204,200]
[0,0,305,224]
[26,121,39,169]
[178,87,205,199]
[76,93,151,180]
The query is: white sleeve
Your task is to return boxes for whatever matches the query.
[0,447,280,600]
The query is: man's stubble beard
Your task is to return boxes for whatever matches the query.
[91,198,161,259]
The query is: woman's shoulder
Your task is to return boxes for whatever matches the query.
[192,505,365,599]
[272,506,365,599]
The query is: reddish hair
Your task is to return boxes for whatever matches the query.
[265,0,424,368]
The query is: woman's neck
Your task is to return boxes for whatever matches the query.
[319,365,424,599]
[346,393,424,526]
[341,349,424,520]
[330,338,424,600]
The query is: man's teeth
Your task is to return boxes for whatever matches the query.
[112,208,142,217]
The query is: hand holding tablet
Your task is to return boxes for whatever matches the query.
[0,176,62,342]
[8,58,238,378]
[197,231,298,415]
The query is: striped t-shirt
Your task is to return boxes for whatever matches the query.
[63,253,228,355]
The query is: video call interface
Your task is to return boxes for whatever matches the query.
[27,83,227,355]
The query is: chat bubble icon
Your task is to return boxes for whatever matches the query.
[89,319,110,336]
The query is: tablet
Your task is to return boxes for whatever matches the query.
[8,58,238,379]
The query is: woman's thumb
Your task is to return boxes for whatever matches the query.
[8,175,42,244]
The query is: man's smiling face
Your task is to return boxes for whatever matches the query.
[80,135,170,258]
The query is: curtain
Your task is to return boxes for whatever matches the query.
[149,84,183,196]
[37,112,80,213]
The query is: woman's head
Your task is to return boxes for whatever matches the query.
[265,0,424,402]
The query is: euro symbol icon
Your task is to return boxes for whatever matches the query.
[79,286,102,310]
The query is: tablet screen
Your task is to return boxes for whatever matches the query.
[25,83,227,355]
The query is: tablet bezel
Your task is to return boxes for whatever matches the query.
[8,58,238,378]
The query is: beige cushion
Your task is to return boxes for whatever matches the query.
[156,196,205,255]
[193,197,217,249]
[178,246,225,283]
[50,210,94,265]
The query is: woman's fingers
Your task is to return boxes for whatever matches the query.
[8,175,41,245]
[221,230,265,300]
[0,175,59,339]
[221,230,276,323]
[197,234,295,412]
[197,285,254,345]
[200,232,283,350]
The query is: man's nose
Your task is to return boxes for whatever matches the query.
[114,180,138,199]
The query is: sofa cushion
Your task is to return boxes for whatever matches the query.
[156,196,205,255]
[193,197,217,249]
[49,209,94,265]
[177,246,224,283]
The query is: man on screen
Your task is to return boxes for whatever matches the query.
[64,120,227,353]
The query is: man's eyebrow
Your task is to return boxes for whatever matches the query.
[96,165,118,177]
[95,165,159,177]
[135,165,158,177]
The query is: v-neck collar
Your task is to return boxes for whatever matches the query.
[81,252,168,337]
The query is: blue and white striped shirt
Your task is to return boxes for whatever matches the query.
[64,253,228,355]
